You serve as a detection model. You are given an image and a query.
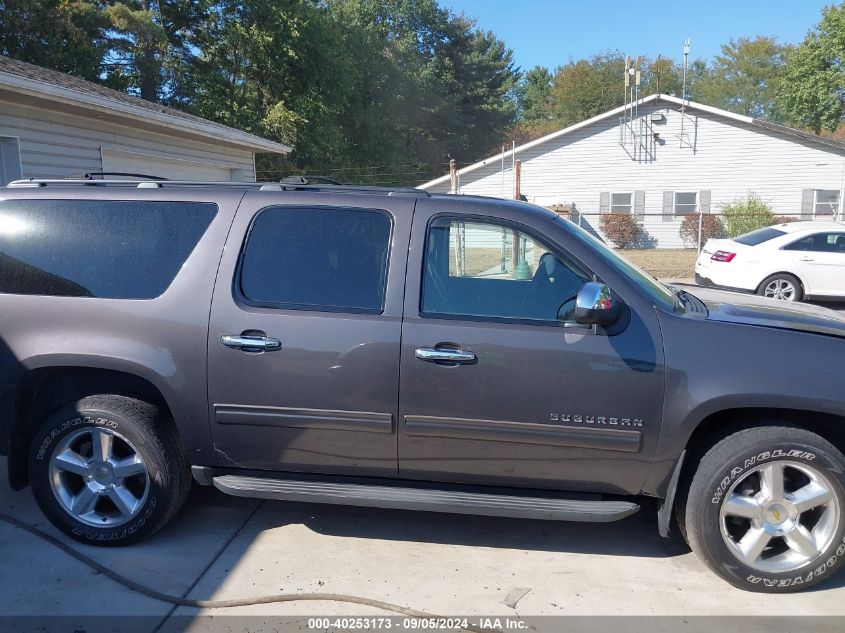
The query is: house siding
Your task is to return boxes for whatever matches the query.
[426,100,845,248]
[0,97,256,181]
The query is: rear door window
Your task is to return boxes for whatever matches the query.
[785,232,845,253]
[0,199,217,298]
[239,206,392,313]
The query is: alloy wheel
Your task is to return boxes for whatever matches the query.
[48,427,150,527]
[764,279,797,301]
[719,460,839,573]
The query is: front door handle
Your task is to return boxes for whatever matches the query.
[415,347,477,364]
[221,334,282,352]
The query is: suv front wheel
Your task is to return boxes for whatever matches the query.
[28,395,190,546]
[682,426,845,592]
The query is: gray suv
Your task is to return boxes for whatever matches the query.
[2,179,845,594]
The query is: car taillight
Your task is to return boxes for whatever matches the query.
[711,250,736,262]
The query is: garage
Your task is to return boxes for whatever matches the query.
[0,56,290,185]
[100,148,245,182]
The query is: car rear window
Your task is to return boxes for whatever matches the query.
[0,199,217,298]
[239,206,392,313]
[733,226,787,246]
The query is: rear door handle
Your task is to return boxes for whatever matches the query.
[799,256,815,262]
[415,347,477,364]
[221,335,282,352]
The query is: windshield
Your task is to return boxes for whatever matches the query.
[734,226,787,246]
[560,217,680,311]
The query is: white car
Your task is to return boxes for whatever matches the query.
[695,221,845,302]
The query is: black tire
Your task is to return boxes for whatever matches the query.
[682,426,845,592]
[756,273,804,302]
[28,395,190,546]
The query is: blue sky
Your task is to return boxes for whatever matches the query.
[444,0,833,71]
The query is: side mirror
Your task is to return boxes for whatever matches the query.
[575,282,621,326]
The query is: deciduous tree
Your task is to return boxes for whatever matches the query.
[548,51,625,128]
[778,4,845,133]
[695,36,788,119]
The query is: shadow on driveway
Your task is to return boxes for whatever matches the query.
[256,494,688,559]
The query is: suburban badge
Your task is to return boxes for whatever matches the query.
[549,413,644,427]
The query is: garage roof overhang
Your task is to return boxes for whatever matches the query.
[0,62,291,156]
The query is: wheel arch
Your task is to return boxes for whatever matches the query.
[655,405,845,538]
[6,365,178,490]
[755,270,807,297]
[684,406,845,461]
[656,398,845,492]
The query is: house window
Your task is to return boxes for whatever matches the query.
[0,136,22,186]
[674,191,698,215]
[815,190,839,216]
[610,193,633,214]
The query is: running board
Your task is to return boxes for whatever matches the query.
[212,475,639,522]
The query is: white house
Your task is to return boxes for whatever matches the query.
[420,94,845,248]
[0,56,291,185]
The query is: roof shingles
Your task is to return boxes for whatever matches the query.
[0,55,288,152]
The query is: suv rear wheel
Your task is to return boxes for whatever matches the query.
[682,426,845,592]
[28,395,190,545]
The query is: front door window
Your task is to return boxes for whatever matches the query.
[422,218,591,323]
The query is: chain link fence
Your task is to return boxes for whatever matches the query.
[554,211,826,280]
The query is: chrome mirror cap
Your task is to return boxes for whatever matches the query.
[575,282,621,326]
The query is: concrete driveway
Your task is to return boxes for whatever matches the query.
[2,290,845,631]
[2,456,845,632]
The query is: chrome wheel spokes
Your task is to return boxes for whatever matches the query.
[719,460,839,573]
[764,279,796,301]
[49,427,150,527]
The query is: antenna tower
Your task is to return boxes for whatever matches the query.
[619,55,654,161]
[678,38,697,151]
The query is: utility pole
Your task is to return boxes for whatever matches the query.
[512,160,531,279]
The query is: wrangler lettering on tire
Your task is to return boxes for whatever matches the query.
[28,395,191,546]
[682,426,845,593]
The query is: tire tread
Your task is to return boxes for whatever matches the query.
[683,424,845,592]
[28,394,190,545]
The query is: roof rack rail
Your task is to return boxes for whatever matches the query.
[281,175,345,186]
[4,178,432,197]
[81,171,169,181]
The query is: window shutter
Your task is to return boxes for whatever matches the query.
[663,191,674,221]
[634,190,645,221]
[801,189,814,220]
[699,190,711,214]
[599,191,610,214]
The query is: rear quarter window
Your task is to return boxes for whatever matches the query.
[733,226,787,246]
[0,199,217,298]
